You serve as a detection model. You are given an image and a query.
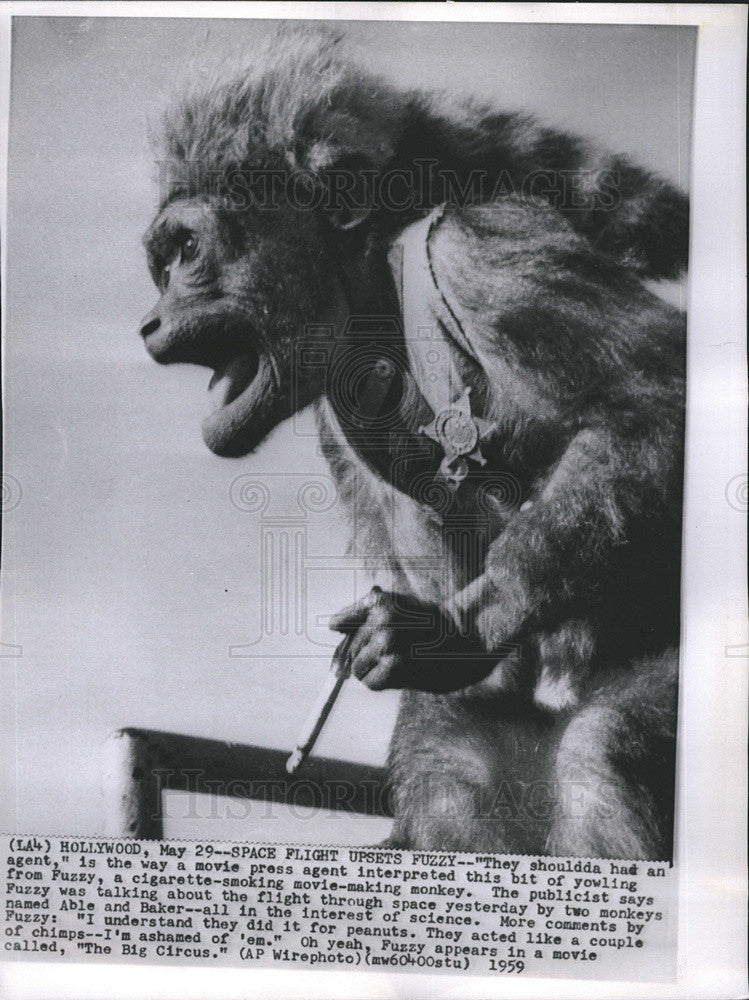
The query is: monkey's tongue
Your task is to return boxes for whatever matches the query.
[207,354,258,413]
[202,351,270,457]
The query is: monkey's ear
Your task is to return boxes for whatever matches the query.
[328,202,372,231]
[325,152,375,231]
[296,144,375,230]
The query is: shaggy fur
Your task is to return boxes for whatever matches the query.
[156,27,688,278]
[141,27,686,859]
[319,200,683,856]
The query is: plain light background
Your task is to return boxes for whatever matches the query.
[2,16,696,842]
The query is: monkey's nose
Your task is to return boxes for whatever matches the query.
[139,311,161,339]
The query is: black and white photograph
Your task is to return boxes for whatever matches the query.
[0,4,746,997]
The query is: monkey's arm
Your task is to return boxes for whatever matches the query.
[329,426,675,695]
[470,426,671,653]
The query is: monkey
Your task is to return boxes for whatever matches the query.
[139,28,686,859]
[328,197,684,703]
[323,197,683,856]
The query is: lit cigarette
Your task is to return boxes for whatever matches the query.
[286,639,350,775]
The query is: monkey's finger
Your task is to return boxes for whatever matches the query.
[329,586,385,632]
[354,653,403,691]
[345,618,391,668]
[349,642,395,684]
[349,641,377,681]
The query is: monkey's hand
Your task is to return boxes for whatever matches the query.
[329,586,496,693]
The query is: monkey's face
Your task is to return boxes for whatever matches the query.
[140,197,348,457]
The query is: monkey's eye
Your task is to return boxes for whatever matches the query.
[178,233,199,265]
[157,234,199,289]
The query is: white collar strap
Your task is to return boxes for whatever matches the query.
[387,207,491,488]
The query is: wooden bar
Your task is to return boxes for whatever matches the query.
[103,728,392,839]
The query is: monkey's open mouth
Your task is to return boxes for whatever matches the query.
[207,352,260,414]
[201,348,273,456]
